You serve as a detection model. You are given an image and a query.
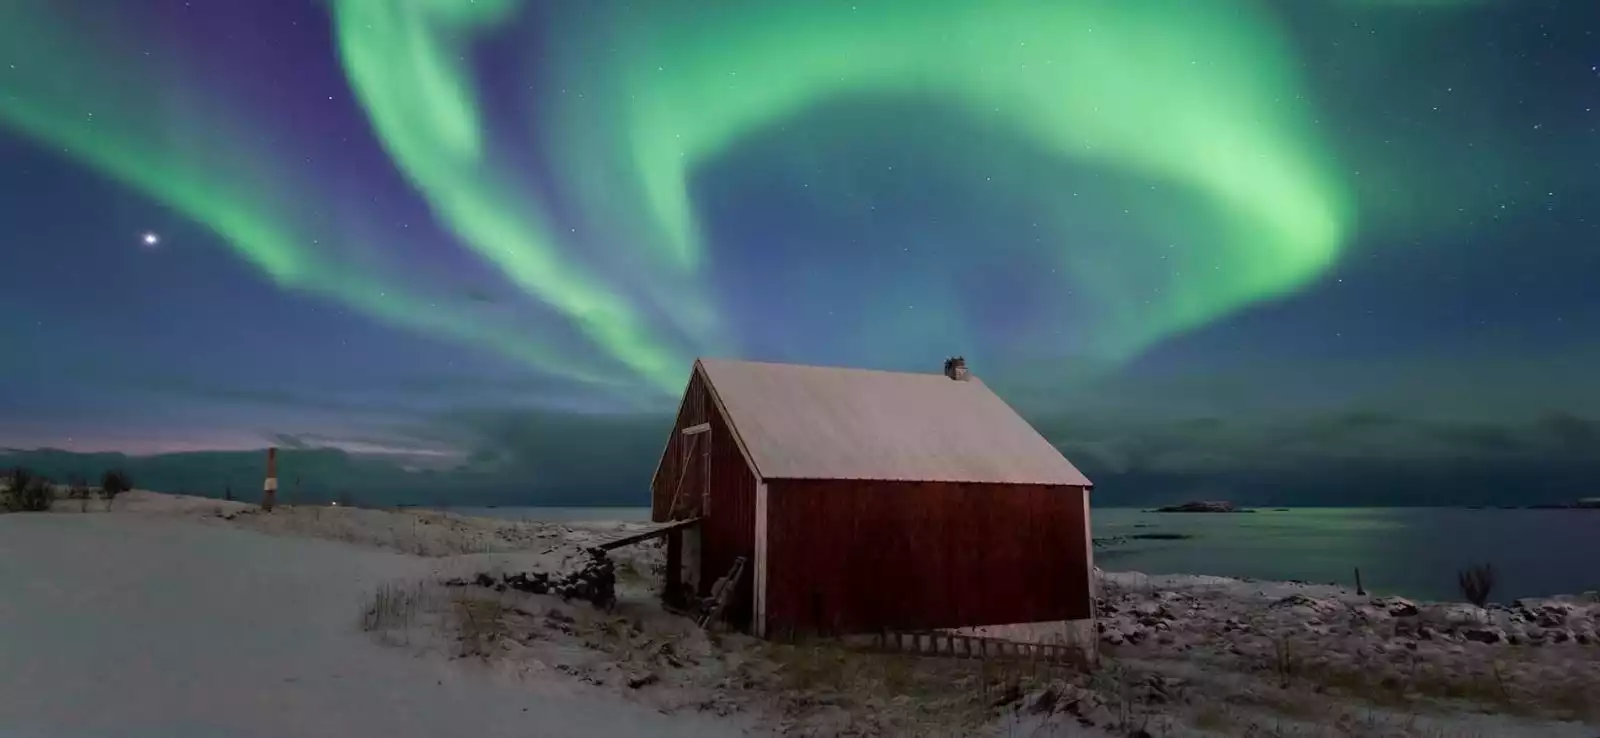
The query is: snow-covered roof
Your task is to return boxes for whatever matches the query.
[695,358,1092,486]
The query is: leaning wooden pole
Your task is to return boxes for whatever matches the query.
[262,447,278,512]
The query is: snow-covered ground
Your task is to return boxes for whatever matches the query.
[5,491,1598,738]
[0,507,749,738]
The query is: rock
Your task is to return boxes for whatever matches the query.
[991,682,1024,708]
[1462,627,1503,644]
[449,549,618,609]
[1271,593,1342,619]
[1025,684,1061,714]
[1376,597,1420,618]
[626,672,659,689]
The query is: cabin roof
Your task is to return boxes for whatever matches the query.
[694,358,1093,486]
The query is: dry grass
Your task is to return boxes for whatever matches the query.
[359,580,434,645]
[1271,634,1301,689]
[1239,639,1600,723]
[452,592,512,659]
[359,578,542,661]
[762,640,1026,732]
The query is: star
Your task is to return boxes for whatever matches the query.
[140,231,160,247]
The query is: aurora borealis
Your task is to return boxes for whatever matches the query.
[3,0,1597,505]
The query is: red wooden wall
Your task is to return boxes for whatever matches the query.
[649,365,759,628]
[763,479,1091,637]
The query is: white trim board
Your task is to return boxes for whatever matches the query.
[694,360,763,479]
[753,481,769,638]
[1082,487,1099,666]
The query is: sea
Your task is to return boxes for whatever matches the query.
[451,505,1600,603]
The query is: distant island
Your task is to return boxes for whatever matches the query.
[1487,499,1600,510]
[1152,500,1255,514]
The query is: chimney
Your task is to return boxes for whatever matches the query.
[943,356,970,381]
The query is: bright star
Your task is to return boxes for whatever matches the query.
[141,232,159,247]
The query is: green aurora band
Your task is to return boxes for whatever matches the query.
[9,0,1476,404]
[0,0,648,395]
[332,0,1351,369]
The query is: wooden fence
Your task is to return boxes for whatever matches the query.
[850,630,1092,668]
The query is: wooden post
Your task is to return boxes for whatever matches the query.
[262,447,278,512]
[665,528,683,607]
[1355,567,1366,596]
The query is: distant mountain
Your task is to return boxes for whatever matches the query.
[0,446,647,508]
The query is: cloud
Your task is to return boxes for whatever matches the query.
[270,433,311,450]
[1033,409,1600,506]
[420,406,672,498]
[5,404,1596,509]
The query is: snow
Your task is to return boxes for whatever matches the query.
[695,357,1092,485]
[0,512,749,738]
[6,491,1599,737]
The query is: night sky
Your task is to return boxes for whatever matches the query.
[2,0,1597,506]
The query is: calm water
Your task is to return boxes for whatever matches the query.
[1092,507,1600,602]
[460,506,1600,602]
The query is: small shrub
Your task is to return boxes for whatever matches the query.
[4,466,32,494]
[1457,563,1495,607]
[67,478,93,512]
[100,469,132,510]
[3,467,53,512]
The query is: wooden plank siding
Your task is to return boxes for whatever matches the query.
[763,479,1090,638]
[649,366,759,629]
[650,369,709,522]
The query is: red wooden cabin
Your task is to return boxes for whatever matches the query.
[650,357,1096,642]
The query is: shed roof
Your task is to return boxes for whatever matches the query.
[695,358,1092,486]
